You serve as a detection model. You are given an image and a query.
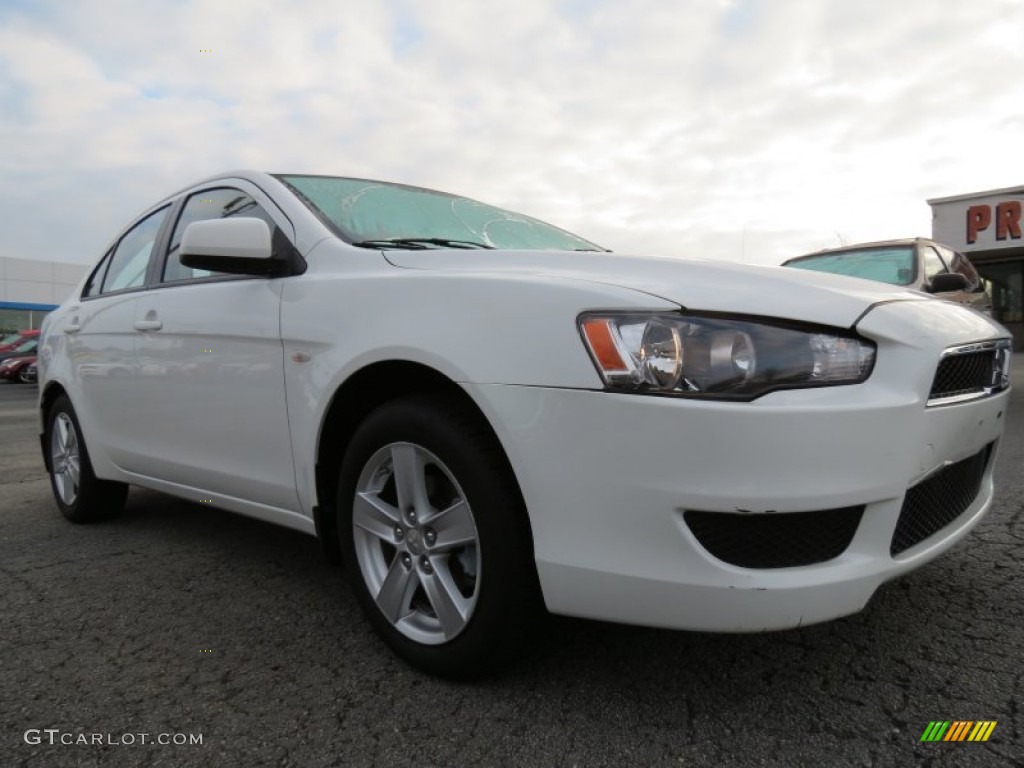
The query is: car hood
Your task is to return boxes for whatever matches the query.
[383,250,929,328]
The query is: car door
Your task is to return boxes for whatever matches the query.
[64,205,172,466]
[123,182,300,511]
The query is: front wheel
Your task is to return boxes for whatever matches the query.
[337,394,540,679]
[46,395,128,523]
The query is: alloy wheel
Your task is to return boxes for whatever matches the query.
[50,412,81,506]
[352,442,480,645]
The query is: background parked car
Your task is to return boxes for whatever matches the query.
[0,354,36,383]
[21,361,38,385]
[782,238,991,314]
[0,338,38,365]
[0,329,40,355]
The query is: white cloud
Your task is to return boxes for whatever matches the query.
[0,0,1022,265]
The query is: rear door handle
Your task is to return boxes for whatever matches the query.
[133,320,163,331]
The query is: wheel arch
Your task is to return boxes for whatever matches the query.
[313,360,534,565]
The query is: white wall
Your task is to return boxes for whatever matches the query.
[0,257,89,306]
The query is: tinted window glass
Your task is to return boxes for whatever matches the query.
[163,188,279,282]
[101,207,169,294]
[923,246,949,282]
[936,245,979,289]
[787,247,916,286]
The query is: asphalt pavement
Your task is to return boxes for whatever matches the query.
[1,372,1022,767]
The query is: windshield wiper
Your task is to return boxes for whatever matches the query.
[352,237,494,250]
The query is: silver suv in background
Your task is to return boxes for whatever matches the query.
[782,238,991,315]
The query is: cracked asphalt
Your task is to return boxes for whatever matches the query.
[1,374,1022,768]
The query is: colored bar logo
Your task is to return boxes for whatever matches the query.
[920,721,997,742]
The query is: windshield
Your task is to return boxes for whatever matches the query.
[276,175,605,252]
[12,340,37,354]
[786,246,916,286]
[1,333,24,345]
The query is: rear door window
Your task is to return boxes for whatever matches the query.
[100,207,170,294]
[82,250,113,298]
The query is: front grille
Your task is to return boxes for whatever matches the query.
[928,340,1011,405]
[931,351,995,399]
[684,506,864,569]
[890,443,993,556]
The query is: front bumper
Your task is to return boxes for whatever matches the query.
[464,301,1010,632]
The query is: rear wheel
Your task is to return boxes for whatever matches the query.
[338,394,539,678]
[46,395,128,523]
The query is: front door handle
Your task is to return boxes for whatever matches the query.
[63,323,81,334]
[133,319,163,331]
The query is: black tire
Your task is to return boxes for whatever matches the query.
[337,393,540,679]
[46,394,128,523]
[18,368,31,384]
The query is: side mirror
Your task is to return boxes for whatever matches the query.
[927,272,969,294]
[180,218,285,276]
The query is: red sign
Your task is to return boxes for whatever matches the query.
[967,202,1022,244]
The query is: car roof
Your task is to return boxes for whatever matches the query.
[155,169,278,206]
[783,237,940,265]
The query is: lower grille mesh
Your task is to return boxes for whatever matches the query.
[684,506,864,569]
[890,443,993,556]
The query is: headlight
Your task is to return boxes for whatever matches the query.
[579,312,876,399]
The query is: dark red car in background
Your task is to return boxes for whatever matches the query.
[0,339,38,367]
[0,329,40,355]
[0,354,37,383]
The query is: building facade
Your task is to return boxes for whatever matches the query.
[930,186,1024,350]
[0,256,89,334]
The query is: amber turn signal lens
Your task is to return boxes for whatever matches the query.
[581,318,628,371]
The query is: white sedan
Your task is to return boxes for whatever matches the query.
[38,171,1012,678]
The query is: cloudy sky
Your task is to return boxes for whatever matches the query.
[1,0,1021,267]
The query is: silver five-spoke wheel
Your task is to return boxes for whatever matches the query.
[353,442,480,645]
[50,412,81,506]
[339,394,538,678]
[46,394,128,523]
